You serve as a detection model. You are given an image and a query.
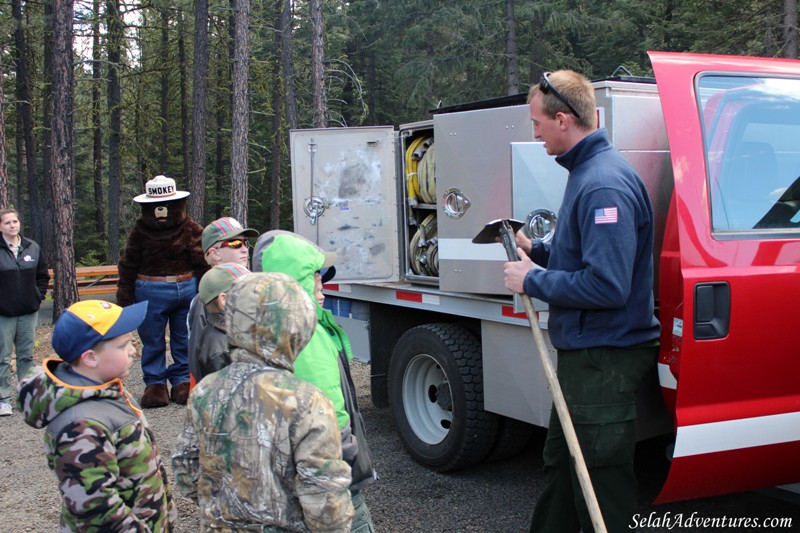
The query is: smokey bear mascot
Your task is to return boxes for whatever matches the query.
[117,175,209,407]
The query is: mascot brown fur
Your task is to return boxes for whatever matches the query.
[117,198,207,303]
[117,176,209,407]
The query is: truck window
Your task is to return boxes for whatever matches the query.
[699,75,800,233]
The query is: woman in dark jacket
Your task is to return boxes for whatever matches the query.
[0,207,49,416]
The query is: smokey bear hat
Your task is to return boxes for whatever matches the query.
[134,175,191,203]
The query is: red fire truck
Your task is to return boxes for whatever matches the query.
[289,51,800,503]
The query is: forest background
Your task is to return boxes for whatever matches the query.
[1,0,799,316]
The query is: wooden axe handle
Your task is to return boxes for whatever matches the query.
[500,220,607,533]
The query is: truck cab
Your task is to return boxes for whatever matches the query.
[651,52,800,502]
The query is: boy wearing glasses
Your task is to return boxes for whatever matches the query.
[503,70,660,532]
[201,217,256,268]
[187,217,257,390]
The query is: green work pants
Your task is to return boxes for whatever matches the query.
[529,344,657,533]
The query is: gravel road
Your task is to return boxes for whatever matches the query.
[2,317,799,532]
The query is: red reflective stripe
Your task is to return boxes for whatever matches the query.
[396,290,423,302]
[502,305,528,320]
[323,283,339,291]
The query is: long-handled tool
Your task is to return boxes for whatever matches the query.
[473,219,607,533]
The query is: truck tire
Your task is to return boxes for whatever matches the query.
[484,416,536,463]
[389,323,499,471]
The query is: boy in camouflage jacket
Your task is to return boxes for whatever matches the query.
[260,233,376,532]
[18,300,176,532]
[172,272,354,532]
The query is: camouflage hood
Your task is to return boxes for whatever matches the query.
[19,359,138,429]
[225,272,318,372]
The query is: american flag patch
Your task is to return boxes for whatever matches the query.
[594,206,618,224]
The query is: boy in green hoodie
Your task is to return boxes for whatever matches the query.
[261,232,377,533]
[18,300,176,531]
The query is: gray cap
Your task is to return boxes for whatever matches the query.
[198,263,251,304]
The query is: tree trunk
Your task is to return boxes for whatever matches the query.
[214,57,226,221]
[505,0,520,95]
[190,0,210,222]
[134,25,146,184]
[340,44,354,126]
[41,1,55,267]
[49,0,78,319]
[15,112,23,213]
[159,7,170,171]
[528,21,541,90]
[0,62,8,209]
[282,0,298,130]
[92,0,106,258]
[178,7,190,182]
[310,0,327,128]
[230,0,251,225]
[269,0,284,230]
[785,0,798,58]
[12,0,43,244]
[107,0,122,263]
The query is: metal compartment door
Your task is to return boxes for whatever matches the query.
[435,104,533,294]
[651,51,800,503]
[291,127,399,282]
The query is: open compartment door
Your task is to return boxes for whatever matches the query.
[290,127,400,283]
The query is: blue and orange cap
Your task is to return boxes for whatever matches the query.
[52,300,148,362]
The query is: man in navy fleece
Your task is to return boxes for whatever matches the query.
[504,70,660,533]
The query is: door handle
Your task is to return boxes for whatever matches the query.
[303,196,326,225]
[694,282,730,340]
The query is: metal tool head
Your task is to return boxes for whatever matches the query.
[471,218,525,244]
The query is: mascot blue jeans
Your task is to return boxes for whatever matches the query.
[135,278,196,386]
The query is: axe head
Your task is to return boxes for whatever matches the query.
[471,218,525,244]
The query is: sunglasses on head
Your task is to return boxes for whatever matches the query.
[539,72,581,120]
[220,239,247,249]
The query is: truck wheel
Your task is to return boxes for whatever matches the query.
[389,323,499,471]
[484,416,536,463]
